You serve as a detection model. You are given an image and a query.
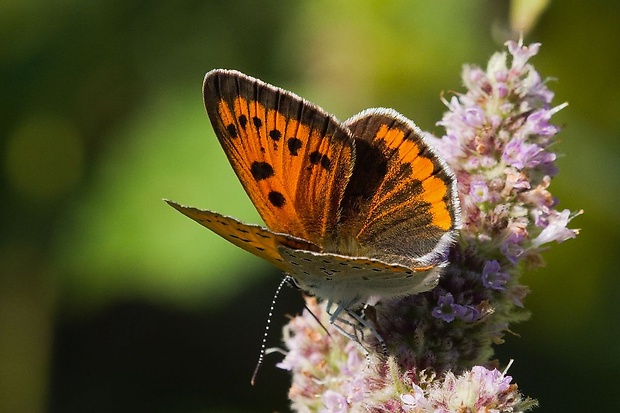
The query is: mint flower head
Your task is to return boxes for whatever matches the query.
[277,40,578,412]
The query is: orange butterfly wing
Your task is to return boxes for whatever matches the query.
[165,200,319,272]
[167,73,461,311]
[202,69,354,245]
[342,109,461,268]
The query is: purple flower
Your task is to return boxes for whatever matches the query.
[342,375,366,404]
[436,97,486,142]
[471,365,513,400]
[429,365,533,412]
[506,40,541,75]
[429,131,465,160]
[502,138,556,170]
[531,209,579,247]
[463,65,487,92]
[469,179,489,203]
[502,240,525,265]
[501,229,527,264]
[482,260,511,290]
[322,390,348,413]
[432,293,458,322]
[503,170,531,196]
[523,109,560,139]
[400,384,432,411]
[455,304,481,322]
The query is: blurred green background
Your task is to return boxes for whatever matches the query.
[1,1,618,412]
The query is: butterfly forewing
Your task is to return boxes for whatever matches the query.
[203,69,354,245]
[343,109,461,267]
[165,200,320,272]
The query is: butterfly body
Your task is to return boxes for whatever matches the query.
[168,69,460,315]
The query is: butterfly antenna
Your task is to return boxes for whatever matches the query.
[283,276,330,337]
[250,275,291,386]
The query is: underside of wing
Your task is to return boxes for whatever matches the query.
[278,247,441,305]
[166,200,320,272]
[203,69,355,245]
[341,108,461,267]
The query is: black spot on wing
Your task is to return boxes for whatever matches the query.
[287,137,302,156]
[309,151,331,170]
[226,123,237,138]
[238,114,247,129]
[309,151,321,164]
[228,233,251,243]
[251,161,274,181]
[253,116,262,128]
[320,154,331,170]
[268,191,285,207]
[269,129,282,141]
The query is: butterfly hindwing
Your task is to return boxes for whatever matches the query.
[203,69,355,245]
[342,109,461,267]
[165,200,320,272]
[278,247,441,305]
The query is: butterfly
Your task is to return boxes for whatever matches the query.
[167,69,460,342]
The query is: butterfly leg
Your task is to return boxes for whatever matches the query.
[324,299,387,356]
[345,307,387,356]
[323,299,375,356]
[326,299,361,337]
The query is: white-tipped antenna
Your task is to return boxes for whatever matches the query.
[250,275,292,385]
